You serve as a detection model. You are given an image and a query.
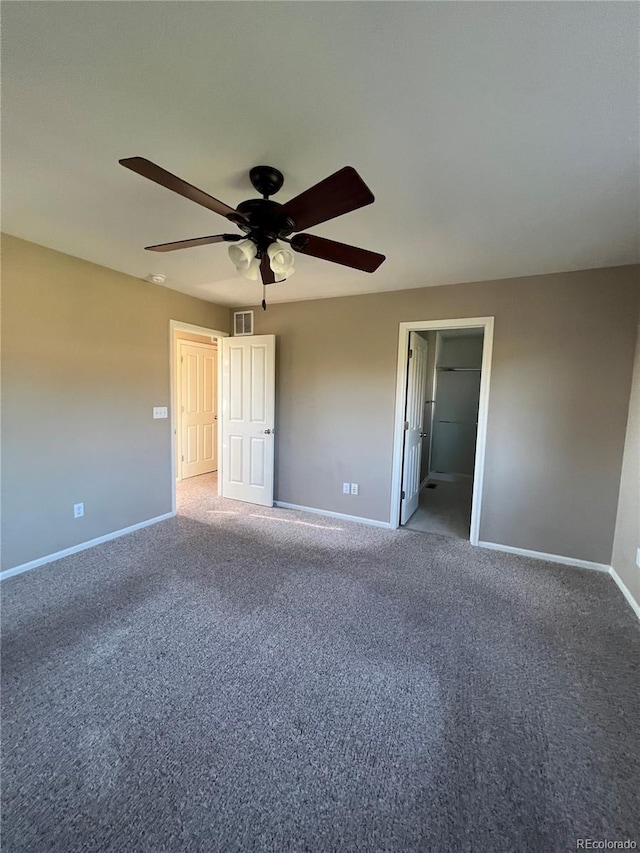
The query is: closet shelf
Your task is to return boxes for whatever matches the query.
[437,367,481,372]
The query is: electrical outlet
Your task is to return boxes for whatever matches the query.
[153,406,168,419]
[74,502,84,519]
[343,482,350,494]
[350,483,359,495]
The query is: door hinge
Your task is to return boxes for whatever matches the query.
[401,490,406,499]
[181,455,184,462]
[408,349,413,358]
[403,421,409,430]
[180,356,183,363]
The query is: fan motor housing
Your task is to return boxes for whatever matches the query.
[234,198,295,239]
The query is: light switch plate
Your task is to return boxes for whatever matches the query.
[636,548,640,569]
[153,406,168,419]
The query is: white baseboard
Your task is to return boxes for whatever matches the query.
[609,565,640,621]
[477,540,610,573]
[274,501,391,529]
[0,511,176,581]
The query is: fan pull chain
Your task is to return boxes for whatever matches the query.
[262,281,267,311]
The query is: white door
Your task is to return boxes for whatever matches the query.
[221,334,276,506]
[400,332,429,524]
[179,341,218,479]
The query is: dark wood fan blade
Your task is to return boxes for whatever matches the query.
[260,254,276,285]
[145,234,242,252]
[120,157,244,221]
[290,233,385,273]
[280,167,374,231]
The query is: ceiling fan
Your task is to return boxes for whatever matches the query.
[119,157,385,304]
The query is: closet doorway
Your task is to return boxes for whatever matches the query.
[389,317,494,544]
[412,328,484,537]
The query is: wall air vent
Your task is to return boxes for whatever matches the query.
[233,310,254,336]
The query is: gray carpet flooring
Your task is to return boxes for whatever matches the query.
[2,473,639,853]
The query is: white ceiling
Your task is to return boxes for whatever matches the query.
[2,2,638,307]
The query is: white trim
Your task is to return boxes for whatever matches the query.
[477,540,610,573]
[389,316,494,545]
[274,501,392,529]
[169,320,228,512]
[169,321,227,339]
[609,565,640,621]
[0,512,176,582]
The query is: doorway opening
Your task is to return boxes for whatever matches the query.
[174,332,219,482]
[389,317,494,544]
[169,322,277,515]
[169,321,228,515]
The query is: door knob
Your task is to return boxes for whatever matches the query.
[263,428,272,434]
[420,432,429,438]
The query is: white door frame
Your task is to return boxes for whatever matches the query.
[169,320,228,514]
[389,317,494,544]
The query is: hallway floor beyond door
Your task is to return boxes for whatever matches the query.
[403,479,472,540]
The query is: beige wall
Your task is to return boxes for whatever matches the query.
[612,322,640,609]
[245,265,639,565]
[3,235,638,575]
[1,234,230,570]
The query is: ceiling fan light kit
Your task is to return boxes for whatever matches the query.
[267,241,295,280]
[228,239,260,280]
[120,157,385,306]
